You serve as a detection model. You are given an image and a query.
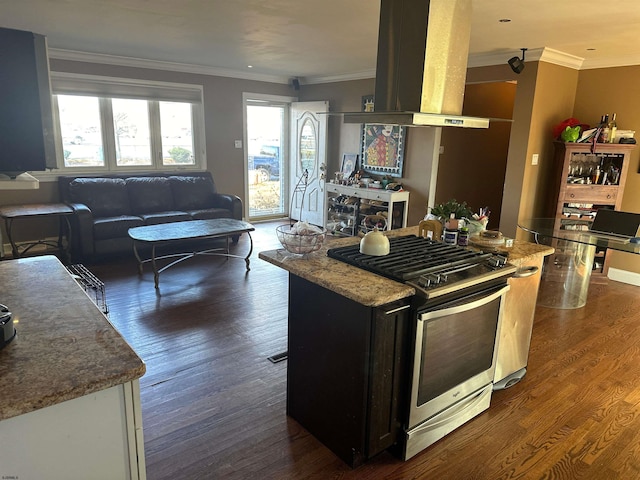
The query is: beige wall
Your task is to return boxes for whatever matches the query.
[573,65,640,273]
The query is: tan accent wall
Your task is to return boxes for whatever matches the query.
[437,81,516,230]
[521,62,579,225]
[464,62,579,240]
[573,66,640,274]
[465,63,539,237]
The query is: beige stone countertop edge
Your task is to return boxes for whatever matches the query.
[259,248,415,307]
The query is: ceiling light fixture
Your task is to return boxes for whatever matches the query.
[508,48,527,74]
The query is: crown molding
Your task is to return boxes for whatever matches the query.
[538,48,584,69]
[467,47,584,70]
[303,69,376,85]
[50,46,640,87]
[48,48,291,84]
[581,53,640,70]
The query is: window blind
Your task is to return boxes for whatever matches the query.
[50,72,203,103]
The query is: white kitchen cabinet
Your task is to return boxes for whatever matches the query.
[0,256,146,480]
[0,380,145,480]
[325,183,410,236]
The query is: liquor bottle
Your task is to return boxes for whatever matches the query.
[592,163,601,184]
[608,113,617,143]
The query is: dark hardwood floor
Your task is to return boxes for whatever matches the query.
[87,221,640,479]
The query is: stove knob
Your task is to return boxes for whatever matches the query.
[488,255,508,267]
[425,273,441,285]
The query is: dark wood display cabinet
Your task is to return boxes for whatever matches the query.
[286,275,410,467]
[546,141,635,277]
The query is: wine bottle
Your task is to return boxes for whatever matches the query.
[601,114,610,143]
[608,113,617,143]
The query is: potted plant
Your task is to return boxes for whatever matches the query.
[428,199,474,222]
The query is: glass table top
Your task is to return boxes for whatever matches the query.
[518,218,640,255]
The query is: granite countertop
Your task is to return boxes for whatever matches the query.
[259,226,554,307]
[0,256,145,421]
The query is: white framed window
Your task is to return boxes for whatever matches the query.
[46,73,206,175]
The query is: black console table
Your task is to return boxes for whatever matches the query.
[0,203,74,261]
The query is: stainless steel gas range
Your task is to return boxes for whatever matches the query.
[327,235,517,460]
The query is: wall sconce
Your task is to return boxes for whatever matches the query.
[508,48,527,74]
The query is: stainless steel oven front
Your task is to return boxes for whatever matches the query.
[403,282,510,460]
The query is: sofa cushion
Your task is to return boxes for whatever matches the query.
[169,176,216,211]
[141,211,191,225]
[94,215,144,240]
[189,208,233,220]
[69,178,132,217]
[126,177,175,214]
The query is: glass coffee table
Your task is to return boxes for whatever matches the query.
[128,218,255,288]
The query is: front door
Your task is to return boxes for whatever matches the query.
[289,101,328,227]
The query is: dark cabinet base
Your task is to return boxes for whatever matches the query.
[287,274,410,467]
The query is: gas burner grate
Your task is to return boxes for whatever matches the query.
[327,235,490,282]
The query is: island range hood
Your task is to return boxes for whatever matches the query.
[343,0,489,128]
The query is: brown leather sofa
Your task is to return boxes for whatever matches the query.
[58,171,243,261]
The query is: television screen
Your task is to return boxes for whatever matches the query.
[0,27,56,177]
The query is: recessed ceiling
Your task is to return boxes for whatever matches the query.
[1,0,640,83]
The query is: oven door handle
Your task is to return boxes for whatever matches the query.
[513,266,539,278]
[418,285,510,322]
[383,304,411,315]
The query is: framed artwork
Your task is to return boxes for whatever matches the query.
[340,153,358,177]
[361,124,406,177]
[359,94,406,177]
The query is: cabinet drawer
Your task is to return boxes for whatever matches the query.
[326,184,343,195]
[564,185,617,204]
[360,189,392,201]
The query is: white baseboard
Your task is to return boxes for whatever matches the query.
[607,268,640,286]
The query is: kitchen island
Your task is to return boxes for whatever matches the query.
[259,226,553,466]
[0,256,146,480]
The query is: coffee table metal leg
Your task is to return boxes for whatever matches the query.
[152,245,160,289]
[245,232,253,270]
[133,242,144,275]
